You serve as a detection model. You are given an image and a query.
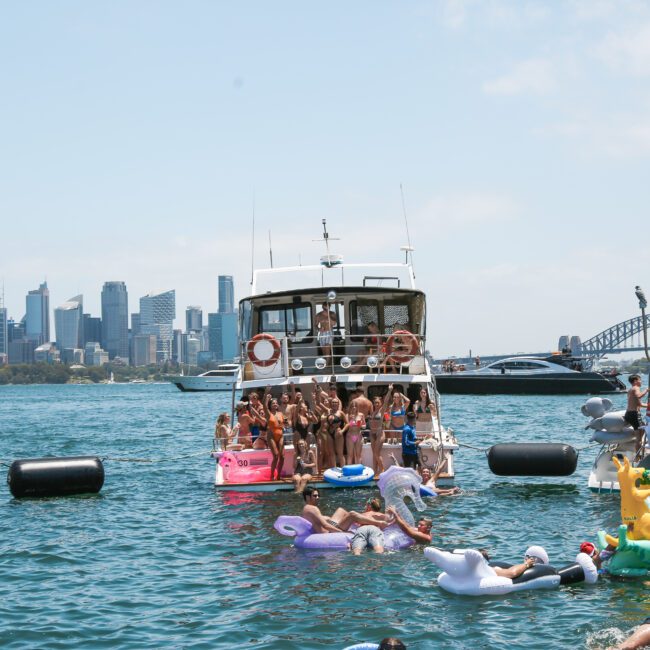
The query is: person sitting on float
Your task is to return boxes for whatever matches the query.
[385,504,432,544]
[420,464,461,496]
[301,486,391,533]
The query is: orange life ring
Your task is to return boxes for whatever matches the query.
[247,333,281,367]
[385,329,419,364]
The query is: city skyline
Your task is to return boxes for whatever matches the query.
[2,3,649,357]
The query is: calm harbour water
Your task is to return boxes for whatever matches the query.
[0,384,648,649]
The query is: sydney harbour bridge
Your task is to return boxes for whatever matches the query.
[436,315,650,367]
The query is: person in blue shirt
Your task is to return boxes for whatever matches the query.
[401,412,420,469]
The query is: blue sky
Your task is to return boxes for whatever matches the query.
[1,1,649,357]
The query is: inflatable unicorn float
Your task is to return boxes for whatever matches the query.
[273,466,425,551]
[423,546,598,596]
[597,455,650,576]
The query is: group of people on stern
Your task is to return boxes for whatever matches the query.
[214,378,441,489]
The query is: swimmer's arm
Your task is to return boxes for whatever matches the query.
[614,624,650,650]
[386,507,426,542]
[495,559,533,579]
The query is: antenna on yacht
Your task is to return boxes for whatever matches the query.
[400,183,415,275]
[313,219,342,268]
[249,196,256,285]
[268,230,274,268]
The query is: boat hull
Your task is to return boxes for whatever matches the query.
[435,373,623,395]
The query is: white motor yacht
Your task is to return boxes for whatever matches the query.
[169,364,241,392]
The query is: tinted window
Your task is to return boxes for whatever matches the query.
[259,304,311,340]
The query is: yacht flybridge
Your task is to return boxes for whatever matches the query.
[212,229,458,491]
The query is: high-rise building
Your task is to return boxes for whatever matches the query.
[218,276,235,313]
[140,290,175,364]
[101,281,129,360]
[0,307,7,356]
[25,281,50,344]
[82,314,102,346]
[186,306,203,333]
[132,334,157,367]
[54,295,83,351]
[208,312,238,362]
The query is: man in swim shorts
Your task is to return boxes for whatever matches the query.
[350,525,385,555]
[315,302,338,358]
[625,374,648,454]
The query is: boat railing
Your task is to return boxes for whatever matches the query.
[241,332,428,380]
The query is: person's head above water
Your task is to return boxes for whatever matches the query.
[379,638,406,650]
[302,486,320,503]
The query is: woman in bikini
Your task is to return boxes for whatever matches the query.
[328,397,348,468]
[292,439,318,493]
[414,387,437,434]
[346,401,366,465]
[311,378,334,471]
[383,384,410,444]
[292,400,318,446]
[264,393,286,480]
[235,402,255,449]
[214,412,234,449]
[369,396,386,476]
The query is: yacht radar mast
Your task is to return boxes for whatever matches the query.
[314,219,343,267]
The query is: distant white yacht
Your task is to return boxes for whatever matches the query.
[168,364,240,392]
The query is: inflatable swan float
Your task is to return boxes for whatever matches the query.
[424,547,597,596]
[273,466,426,551]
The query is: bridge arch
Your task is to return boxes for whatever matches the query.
[579,315,649,359]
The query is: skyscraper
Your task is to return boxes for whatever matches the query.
[25,281,50,344]
[218,276,234,313]
[82,314,102,346]
[54,295,83,351]
[0,306,7,356]
[140,290,175,363]
[208,312,238,362]
[101,281,129,360]
[185,306,203,333]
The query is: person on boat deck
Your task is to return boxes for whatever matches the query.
[328,396,349,469]
[234,402,256,449]
[315,301,338,359]
[346,401,366,465]
[349,386,373,440]
[369,396,387,476]
[246,392,266,446]
[263,390,286,480]
[349,321,381,372]
[311,378,335,470]
[401,412,420,470]
[301,486,391,533]
[413,388,436,433]
[420,465,460,496]
[385,505,432,544]
[625,374,648,454]
[383,384,410,443]
[292,400,318,450]
[215,413,234,448]
[291,439,317,494]
[478,549,536,579]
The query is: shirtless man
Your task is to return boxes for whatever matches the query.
[624,374,648,454]
[350,387,373,420]
[386,505,432,544]
[301,487,390,533]
[315,302,338,358]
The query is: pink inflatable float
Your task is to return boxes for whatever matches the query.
[219,452,272,483]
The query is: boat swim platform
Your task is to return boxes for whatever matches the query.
[214,472,454,492]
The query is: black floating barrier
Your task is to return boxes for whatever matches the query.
[7,456,105,498]
[487,443,578,477]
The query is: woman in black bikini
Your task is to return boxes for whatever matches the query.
[328,397,348,468]
[292,401,318,445]
[414,387,436,434]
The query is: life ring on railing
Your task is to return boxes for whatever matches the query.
[385,330,419,364]
[247,333,281,367]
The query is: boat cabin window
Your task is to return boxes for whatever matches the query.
[350,299,418,336]
[258,303,312,341]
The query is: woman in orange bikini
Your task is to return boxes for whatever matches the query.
[264,393,286,480]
